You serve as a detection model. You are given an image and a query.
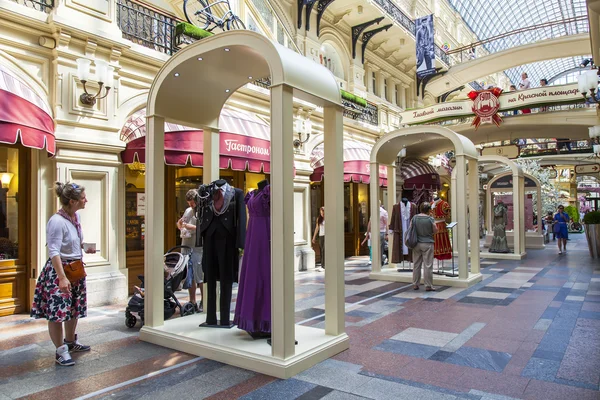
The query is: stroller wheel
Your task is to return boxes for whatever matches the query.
[125,315,137,328]
[182,302,195,316]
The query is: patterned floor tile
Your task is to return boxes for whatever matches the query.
[374,339,440,359]
[521,357,560,382]
[390,328,459,348]
[445,347,512,372]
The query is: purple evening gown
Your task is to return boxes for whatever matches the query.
[234,185,271,333]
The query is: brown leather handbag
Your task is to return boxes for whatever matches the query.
[63,260,86,283]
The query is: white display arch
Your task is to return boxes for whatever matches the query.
[369,126,482,288]
[140,31,348,378]
[485,171,545,250]
[451,155,526,260]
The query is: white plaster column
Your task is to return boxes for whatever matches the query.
[454,155,468,279]
[203,128,220,184]
[144,114,165,328]
[202,126,220,310]
[323,104,345,337]
[451,168,458,253]
[364,64,373,94]
[537,185,543,235]
[370,161,381,272]
[386,164,396,268]
[376,71,386,100]
[270,84,295,359]
[468,158,480,274]
[400,84,407,109]
[513,174,524,256]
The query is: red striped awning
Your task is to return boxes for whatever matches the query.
[0,64,55,155]
[309,140,387,186]
[120,108,272,173]
[399,159,440,190]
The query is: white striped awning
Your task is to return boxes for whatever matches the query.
[310,139,373,169]
[119,107,270,143]
[0,64,52,116]
[399,159,438,181]
[0,63,55,155]
[309,139,388,185]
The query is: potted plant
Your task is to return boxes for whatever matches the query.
[583,210,600,259]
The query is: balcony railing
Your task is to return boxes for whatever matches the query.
[342,99,379,126]
[117,0,176,55]
[517,139,593,158]
[371,0,449,66]
[447,16,588,66]
[9,0,53,12]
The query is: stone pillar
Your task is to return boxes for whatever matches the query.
[323,105,345,337]
[468,158,480,274]
[144,114,165,328]
[270,84,295,359]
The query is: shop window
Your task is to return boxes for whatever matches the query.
[0,147,19,260]
[125,165,146,252]
[344,183,354,233]
[357,183,369,233]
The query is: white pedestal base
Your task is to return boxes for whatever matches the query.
[479,251,527,260]
[484,232,545,249]
[369,269,482,288]
[140,313,349,379]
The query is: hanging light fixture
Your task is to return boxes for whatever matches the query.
[577,69,600,107]
[75,58,114,106]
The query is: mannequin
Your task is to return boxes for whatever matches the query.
[490,200,510,253]
[197,179,246,327]
[390,197,417,263]
[431,196,452,260]
[234,179,272,338]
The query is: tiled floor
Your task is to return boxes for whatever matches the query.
[1,236,600,399]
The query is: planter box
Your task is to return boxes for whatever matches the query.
[584,224,600,259]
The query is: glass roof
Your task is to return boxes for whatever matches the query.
[448,0,589,85]
[504,55,592,87]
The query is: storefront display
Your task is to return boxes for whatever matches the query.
[234,180,271,337]
[197,179,246,327]
[431,197,452,260]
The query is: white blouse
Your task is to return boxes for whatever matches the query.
[47,213,83,260]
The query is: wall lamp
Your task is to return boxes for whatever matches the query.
[577,69,600,108]
[75,58,114,106]
[293,109,312,150]
[588,126,600,155]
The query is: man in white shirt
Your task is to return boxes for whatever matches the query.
[518,72,531,114]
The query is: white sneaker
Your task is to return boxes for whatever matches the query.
[55,344,74,366]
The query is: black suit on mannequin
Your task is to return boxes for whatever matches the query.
[197,180,246,326]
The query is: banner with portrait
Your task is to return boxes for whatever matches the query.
[415,14,435,78]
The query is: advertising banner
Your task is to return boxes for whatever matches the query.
[415,14,435,79]
[399,83,582,125]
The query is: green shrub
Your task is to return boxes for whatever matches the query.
[175,23,214,40]
[564,206,579,223]
[583,211,600,224]
[340,89,368,107]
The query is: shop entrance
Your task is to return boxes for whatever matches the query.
[0,145,30,316]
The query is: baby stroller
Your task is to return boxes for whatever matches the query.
[125,245,197,328]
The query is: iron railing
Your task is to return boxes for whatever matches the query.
[9,0,53,12]
[117,0,176,56]
[370,0,449,66]
[517,139,593,157]
[342,98,379,126]
[447,16,588,66]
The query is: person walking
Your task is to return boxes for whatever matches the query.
[411,202,438,291]
[31,182,96,366]
[554,205,570,254]
[364,202,389,266]
[177,189,204,312]
[312,206,325,271]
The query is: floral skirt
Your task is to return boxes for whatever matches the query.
[30,259,87,322]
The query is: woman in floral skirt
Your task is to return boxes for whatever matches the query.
[31,182,95,366]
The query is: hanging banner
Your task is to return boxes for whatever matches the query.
[468,88,503,129]
[399,83,582,125]
[415,14,435,79]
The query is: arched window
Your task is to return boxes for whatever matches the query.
[319,43,345,80]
